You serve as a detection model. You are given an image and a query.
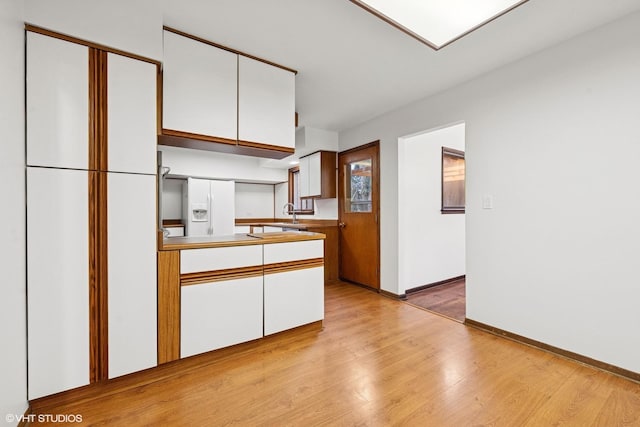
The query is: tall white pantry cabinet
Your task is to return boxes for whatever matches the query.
[26,31,158,399]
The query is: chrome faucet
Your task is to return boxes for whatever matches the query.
[282,203,297,224]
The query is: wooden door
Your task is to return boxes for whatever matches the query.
[338,141,380,289]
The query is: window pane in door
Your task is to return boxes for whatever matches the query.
[344,159,372,213]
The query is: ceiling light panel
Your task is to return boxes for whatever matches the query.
[351,0,528,49]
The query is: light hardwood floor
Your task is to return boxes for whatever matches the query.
[31,281,639,426]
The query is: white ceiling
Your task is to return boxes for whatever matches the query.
[163,0,640,132]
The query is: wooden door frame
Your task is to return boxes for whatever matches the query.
[338,140,381,290]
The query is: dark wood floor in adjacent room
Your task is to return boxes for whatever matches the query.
[31,281,639,426]
[406,278,466,322]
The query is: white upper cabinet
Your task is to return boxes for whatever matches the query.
[299,156,310,198]
[107,53,158,175]
[308,152,322,197]
[298,151,337,199]
[238,56,295,150]
[162,30,238,140]
[27,32,88,169]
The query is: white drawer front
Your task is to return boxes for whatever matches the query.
[181,245,263,273]
[263,240,324,264]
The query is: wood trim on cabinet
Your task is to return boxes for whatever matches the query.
[234,218,278,225]
[162,219,184,227]
[88,172,109,382]
[158,250,181,364]
[156,64,163,136]
[263,258,324,275]
[180,265,264,286]
[163,26,297,75]
[237,139,295,154]
[305,225,339,282]
[161,128,237,146]
[88,49,98,171]
[98,51,108,171]
[25,24,161,65]
[158,133,295,160]
[88,49,108,171]
[234,219,339,227]
[464,319,640,384]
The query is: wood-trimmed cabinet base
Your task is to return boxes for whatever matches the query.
[157,237,325,364]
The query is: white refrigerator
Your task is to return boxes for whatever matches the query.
[182,178,235,236]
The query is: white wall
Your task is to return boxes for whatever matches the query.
[398,123,465,293]
[236,183,275,218]
[162,178,184,220]
[24,0,162,60]
[274,183,338,220]
[340,12,640,373]
[159,146,288,184]
[0,0,28,422]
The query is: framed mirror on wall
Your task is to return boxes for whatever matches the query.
[441,146,465,214]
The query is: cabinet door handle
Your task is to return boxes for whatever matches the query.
[338,222,346,228]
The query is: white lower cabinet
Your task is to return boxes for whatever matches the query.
[176,239,324,359]
[181,277,263,358]
[27,167,90,399]
[108,173,157,378]
[263,240,325,335]
[264,267,324,335]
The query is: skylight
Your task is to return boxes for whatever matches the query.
[350,0,529,50]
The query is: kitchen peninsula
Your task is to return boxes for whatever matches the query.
[157,231,325,364]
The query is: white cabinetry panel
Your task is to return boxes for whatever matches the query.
[181,245,263,274]
[234,225,250,234]
[27,32,88,169]
[308,152,322,197]
[238,56,294,149]
[108,173,157,379]
[107,53,157,175]
[264,240,324,264]
[181,277,263,358]
[298,156,310,198]
[264,267,324,335]
[163,30,237,139]
[27,167,89,399]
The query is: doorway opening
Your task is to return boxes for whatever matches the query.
[398,123,466,321]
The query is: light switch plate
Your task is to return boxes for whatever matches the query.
[482,194,493,209]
